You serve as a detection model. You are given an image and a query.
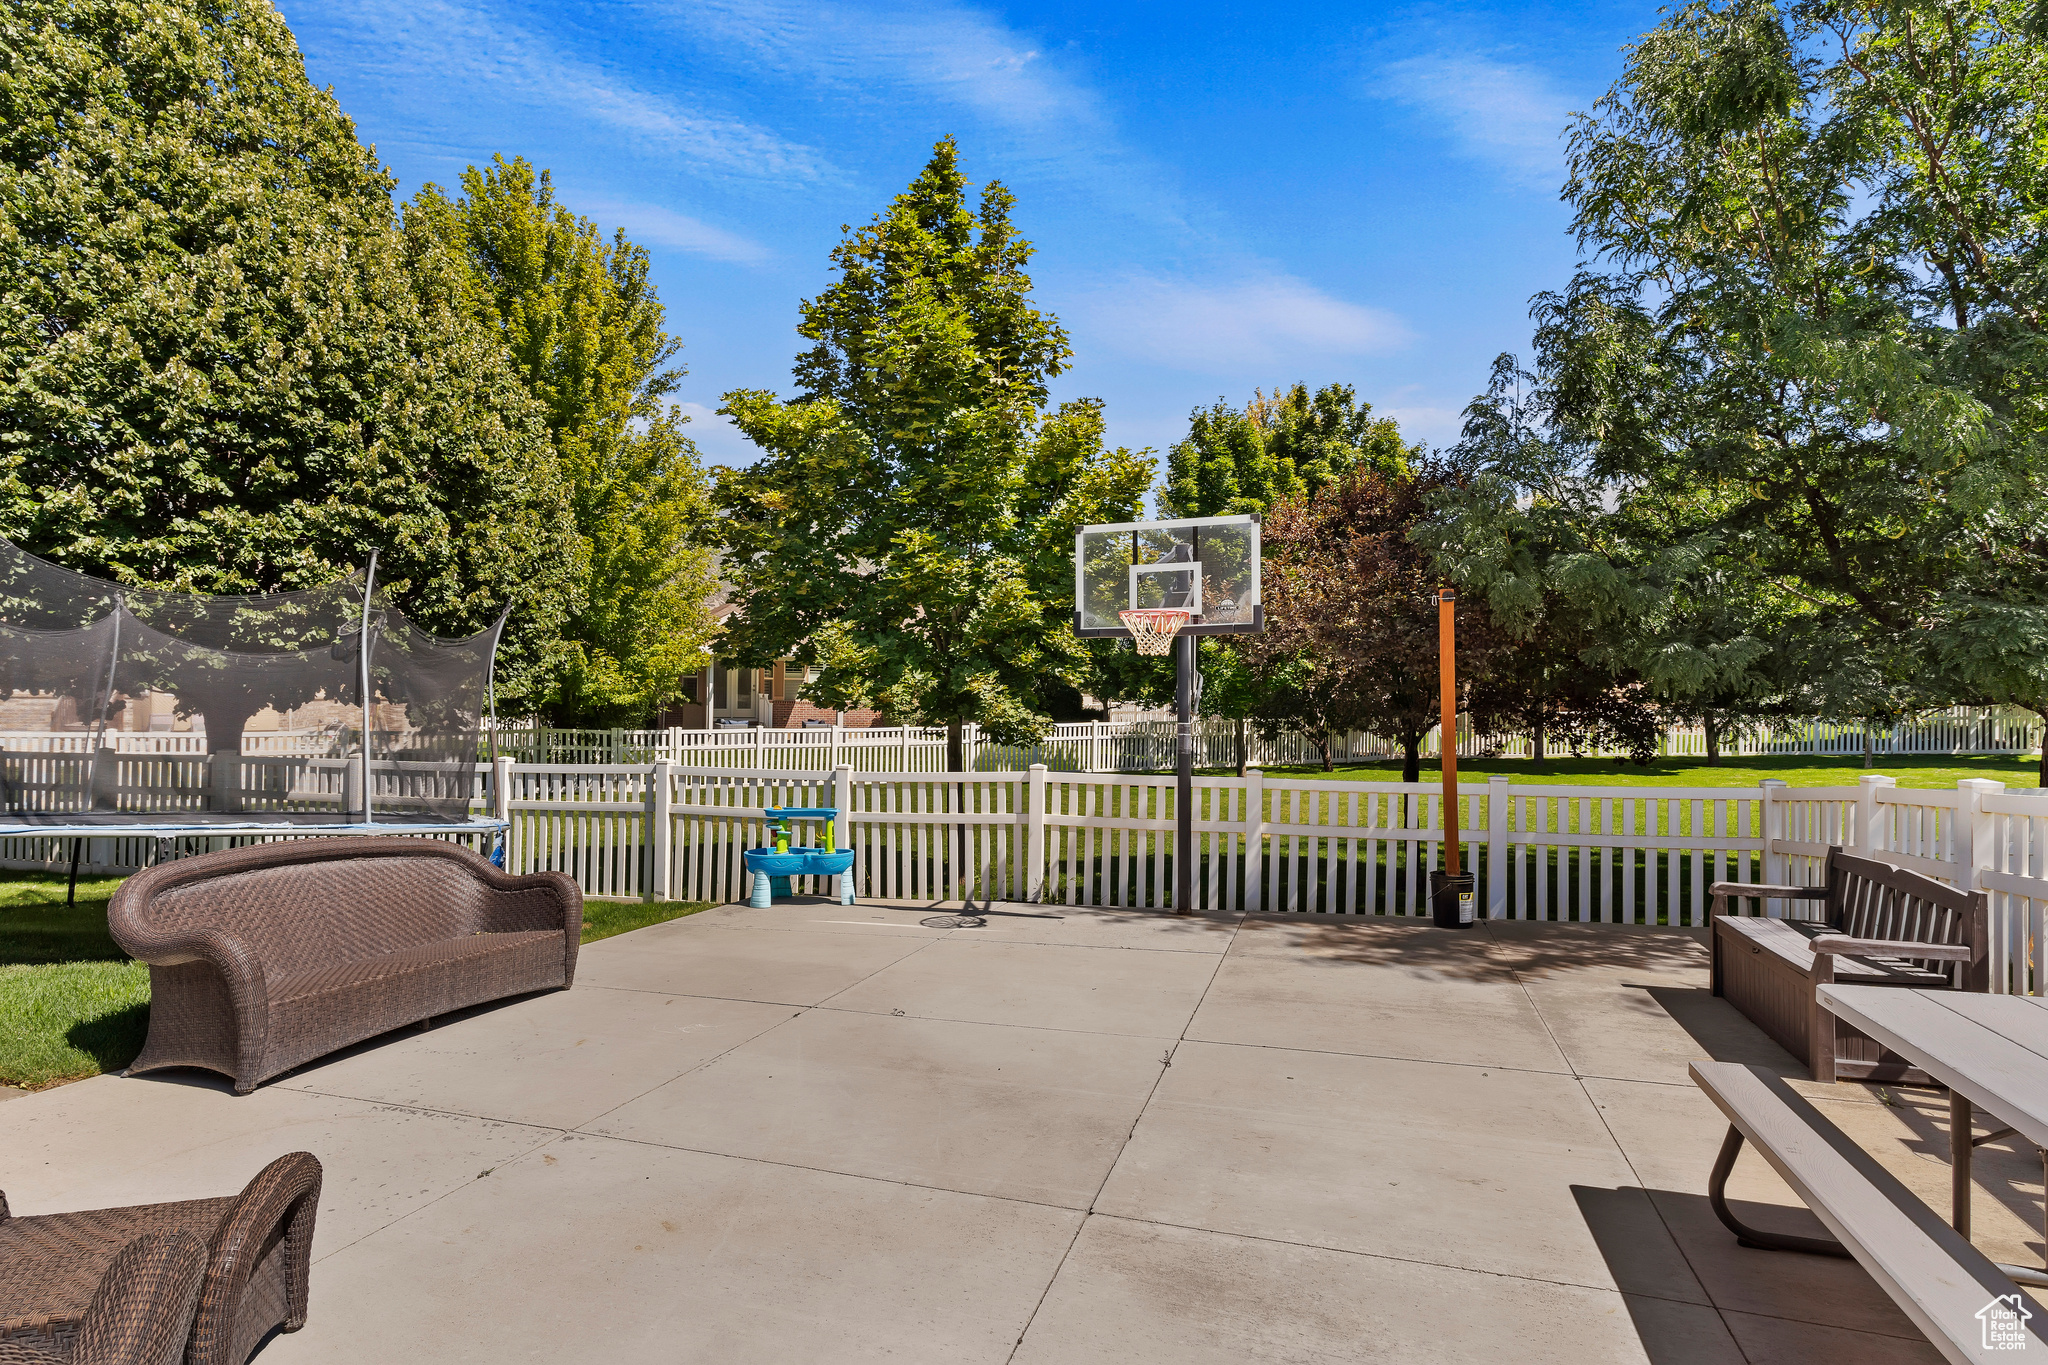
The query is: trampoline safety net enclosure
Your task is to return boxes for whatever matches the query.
[0,540,504,829]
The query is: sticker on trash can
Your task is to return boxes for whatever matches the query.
[1458,891,1475,925]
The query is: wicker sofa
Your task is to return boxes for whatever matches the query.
[0,1153,320,1365]
[110,837,581,1093]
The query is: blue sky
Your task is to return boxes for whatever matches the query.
[278,0,1660,472]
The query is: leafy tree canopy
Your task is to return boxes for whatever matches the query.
[1148,383,1418,752]
[0,0,579,712]
[1162,382,1413,520]
[714,139,1150,767]
[405,157,719,725]
[1432,0,2048,780]
[1252,463,1500,778]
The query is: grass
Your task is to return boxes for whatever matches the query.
[0,872,144,1090]
[579,897,708,943]
[0,870,706,1091]
[1240,752,2042,790]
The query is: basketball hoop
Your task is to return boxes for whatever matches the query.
[1120,607,1191,655]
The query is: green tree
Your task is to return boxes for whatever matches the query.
[1434,357,1783,765]
[715,139,1150,771]
[1519,0,2048,782]
[1156,383,1417,767]
[1161,382,1412,520]
[0,0,579,714]
[405,157,719,725]
[1252,464,1500,778]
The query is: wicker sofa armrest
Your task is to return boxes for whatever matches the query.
[1809,934,1974,960]
[188,1153,321,1365]
[102,909,269,1032]
[468,867,582,986]
[74,1230,208,1365]
[471,869,583,936]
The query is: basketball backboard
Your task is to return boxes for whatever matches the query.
[1073,514,1262,638]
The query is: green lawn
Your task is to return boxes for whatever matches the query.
[0,870,706,1091]
[579,896,709,943]
[1241,753,2041,790]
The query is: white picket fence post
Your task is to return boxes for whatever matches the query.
[1856,773,1895,854]
[1026,763,1048,903]
[1759,779,1788,916]
[491,755,515,871]
[1243,767,1265,913]
[831,763,853,902]
[650,760,675,900]
[1955,777,2005,898]
[1486,775,1511,919]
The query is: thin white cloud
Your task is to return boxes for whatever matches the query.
[670,0,1094,130]
[1375,56,1577,189]
[576,200,772,266]
[309,0,828,182]
[1078,274,1412,375]
[632,0,1184,224]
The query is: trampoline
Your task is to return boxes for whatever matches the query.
[0,540,509,896]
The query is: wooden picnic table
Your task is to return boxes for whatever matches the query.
[1819,984,2048,1284]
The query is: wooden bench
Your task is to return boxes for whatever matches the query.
[1692,1061,2048,1363]
[1710,848,1988,1083]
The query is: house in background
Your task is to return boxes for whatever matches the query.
[659,602,886,730]
[661,659,886,729]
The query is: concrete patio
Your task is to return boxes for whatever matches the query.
[3,900,2041,1362]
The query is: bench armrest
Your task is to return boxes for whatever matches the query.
[1809,934,1973,961]
[1709,882,1828,899]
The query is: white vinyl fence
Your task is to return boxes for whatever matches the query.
[489,765,2048,992]
[27,758,2048,992]
[484,765,2047,964]
[491,706,2041,772]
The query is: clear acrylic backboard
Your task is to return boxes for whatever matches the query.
[1073,515,1262,637]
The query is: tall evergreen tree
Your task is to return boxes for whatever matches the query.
[715,139,1150,770]
[405,158,720,724]
[0,0,578,708]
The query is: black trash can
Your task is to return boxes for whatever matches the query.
[1430,870,1476,929]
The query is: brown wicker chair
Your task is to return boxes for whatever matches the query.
[0,1152,320,1365]
[110,837,581,1093]
[0,1231,207,1365]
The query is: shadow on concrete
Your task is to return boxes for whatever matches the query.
[1226,915,1709,985]
[1481,919,1709,980]
[1227,914,1515,979]
[1574,1183,1938,1361]
[1637,984,1806,1076]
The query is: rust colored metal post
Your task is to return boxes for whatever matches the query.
[1440,588,1458,878]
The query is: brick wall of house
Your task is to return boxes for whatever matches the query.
[769,698,885,728]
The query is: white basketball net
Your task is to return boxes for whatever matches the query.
[1120,608,1191,656]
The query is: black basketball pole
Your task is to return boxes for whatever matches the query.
[1175,629,1194,916]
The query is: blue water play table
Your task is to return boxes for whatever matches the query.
[743,807,855,906]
